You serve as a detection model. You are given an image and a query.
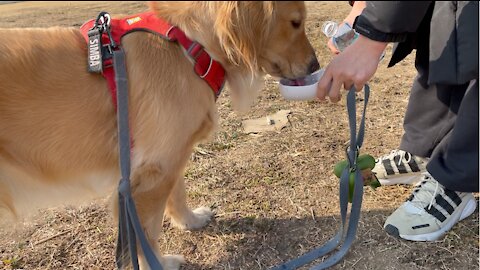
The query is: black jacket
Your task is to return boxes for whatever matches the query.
[353,1,478,85]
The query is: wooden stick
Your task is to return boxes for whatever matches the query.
[34,229,72,245]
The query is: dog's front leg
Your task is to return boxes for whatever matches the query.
[128,164,186,270]
[165,176,214,231]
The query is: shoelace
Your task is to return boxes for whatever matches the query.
[378,149,412,166]
[410,173,443,211]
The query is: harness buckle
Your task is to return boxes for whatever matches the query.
[187,42,204,60]
[187,42,213,78]
[199,58,213,79]
[165,25,176,40]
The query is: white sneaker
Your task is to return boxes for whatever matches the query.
[383,173,477,241]
[372,149,429,185]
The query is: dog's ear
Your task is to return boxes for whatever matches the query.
[148,1,275,75]
[214,2,275,74]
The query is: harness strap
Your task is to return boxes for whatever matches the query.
[80,11,227,269]
[80,11,226,105]
[271,85,370,270]
[166,27,225,98]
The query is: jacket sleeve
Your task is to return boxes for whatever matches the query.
[353,1,433,43]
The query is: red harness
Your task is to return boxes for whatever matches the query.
[80,11,226,108]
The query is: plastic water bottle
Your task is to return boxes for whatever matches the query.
[322,21,385,61]
[322,21,359,52]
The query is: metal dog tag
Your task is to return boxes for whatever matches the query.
[87,28,103,73]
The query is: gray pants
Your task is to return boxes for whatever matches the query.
[399,46,479,192]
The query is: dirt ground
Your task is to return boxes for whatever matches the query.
[0,1,478,270]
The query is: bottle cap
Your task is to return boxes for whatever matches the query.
[321,21,338,38]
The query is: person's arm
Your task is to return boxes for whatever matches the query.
[353,1,432,43]
[344,1,366,26]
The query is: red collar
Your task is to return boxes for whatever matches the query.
[80,11,226,107]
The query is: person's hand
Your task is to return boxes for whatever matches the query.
[327,38,340,55]
[317,35,387,102]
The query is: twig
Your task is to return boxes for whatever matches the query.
[215,211,243,217]
[46,248,56,270]
[350,257,363,268]
[34,229,72,246]
[379,246,395,253]
[438,246,454,255]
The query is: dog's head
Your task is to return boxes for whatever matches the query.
[150,1,319,109]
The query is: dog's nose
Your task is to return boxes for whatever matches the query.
[308,58,320,74]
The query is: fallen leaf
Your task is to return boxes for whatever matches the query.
[242,110,291,134]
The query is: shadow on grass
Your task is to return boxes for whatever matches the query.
[180,204,479,270]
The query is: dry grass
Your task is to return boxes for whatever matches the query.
[0,1,478,270]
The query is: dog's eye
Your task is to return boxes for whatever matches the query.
[291,20,302,29]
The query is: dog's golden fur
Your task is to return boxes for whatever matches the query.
[0,1,317,268]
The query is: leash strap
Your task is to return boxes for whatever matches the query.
[271,85,370,270]
[113,48,163,270]
[86,12,162,269]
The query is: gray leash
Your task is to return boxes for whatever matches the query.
[272,85,370,270]
[112,29,368,269]
[85,12,161,269]
[113,49,163,270]
[113,46,368,269]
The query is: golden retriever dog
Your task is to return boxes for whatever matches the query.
[0,1,318,269]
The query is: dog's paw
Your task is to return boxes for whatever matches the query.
[190,206,214,229]
[171,206,214,231]
[161,255,186,270]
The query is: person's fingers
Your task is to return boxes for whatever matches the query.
[328,78,343,103]
[354,83,364,92]
[317,69,332,101]
[327,39,340,55]
[343,80,354,91]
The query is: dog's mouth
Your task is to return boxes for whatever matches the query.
[280,69,323,87]
[262,63,296,81]
[267,62,284,79]
[261,58,320,82]
[275,71,318,82]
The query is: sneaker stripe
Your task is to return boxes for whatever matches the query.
[424,205,447,222]
[435,194,455,215]
[412,224,430,230]
[407,158,421,172]
[382,159,396,175]
[393,155,408,174]
[444,190,462,206]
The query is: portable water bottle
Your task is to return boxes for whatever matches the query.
[322,21,385,61]
[322,21,359,52]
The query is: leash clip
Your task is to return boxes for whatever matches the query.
[95,12,117,53]
[345,144,360,171]
[94,12,111,31]
[271,86,371,270]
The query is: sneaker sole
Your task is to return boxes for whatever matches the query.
[378,174,423,186]
[398,195,477,241]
